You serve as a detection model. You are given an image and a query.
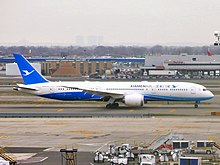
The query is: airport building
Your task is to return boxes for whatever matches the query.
[5,63,41,76]
[1,57,144,77]
[41,60,112,77]
[141,54,220,78]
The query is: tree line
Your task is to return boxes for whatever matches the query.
[1,45,220,57]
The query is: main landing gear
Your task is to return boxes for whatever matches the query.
[106,103,119,109]
[194,101,200,108]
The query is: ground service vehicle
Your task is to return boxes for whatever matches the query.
[138,154,156,165]
[110,156,128,165]
[188,140,216,154]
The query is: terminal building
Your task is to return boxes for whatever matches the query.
[141,54,220,78]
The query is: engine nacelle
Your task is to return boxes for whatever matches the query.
[124,94,144,107]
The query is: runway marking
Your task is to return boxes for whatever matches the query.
[0,136,9,138]
[78,143,99,146]
[66,130,103,134]
[201,110,213,114]
[47,122,65,126]
[169,109,176,113]
[38,98,45,101]
[153,129,172,133]
[159,125,200,129]
[43,147,54,151]
[208,136,218,141]
[174,126,200,129]
[95,141,112,152]
[40,157,48,162]
[56,109,64,112]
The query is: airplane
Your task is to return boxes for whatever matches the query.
[13,53,214,109]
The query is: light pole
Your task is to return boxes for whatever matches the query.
[214,31,220,46]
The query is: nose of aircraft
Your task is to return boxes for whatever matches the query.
[209,91,214,98]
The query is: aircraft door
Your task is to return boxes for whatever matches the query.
[150,85,156,94]
[49,86,55,93]
[191,86,196,94]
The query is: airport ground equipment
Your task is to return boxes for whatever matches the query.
[187,140,217,154]
[94,152,104,163]
[0,160,10,165]
[125,151,135,161]
[94,143,135,164]
[0,147,16,165]
[146,133,183,156]
[172,140,190,150]
[138,154,156,165]
[179,156,201,165]
[117,144,132,155]
[157,162,178,165]
[109,156,128,165]
[60,148,77,165]
[108,144,116,155]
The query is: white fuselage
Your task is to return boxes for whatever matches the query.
[17,81,214,103]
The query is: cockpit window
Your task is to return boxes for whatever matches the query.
[203,89,207,91]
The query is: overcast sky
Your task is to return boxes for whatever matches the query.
[0,0,220,46]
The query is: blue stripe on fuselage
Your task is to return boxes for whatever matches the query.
[39,92,101,101]
[39,91,213,102]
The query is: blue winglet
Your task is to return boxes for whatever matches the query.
[14,53,49,85]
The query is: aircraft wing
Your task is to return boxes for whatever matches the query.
[61,85,124,98]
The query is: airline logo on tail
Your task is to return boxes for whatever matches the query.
[22,70,34,76]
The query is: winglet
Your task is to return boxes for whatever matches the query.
[14,53,49,85]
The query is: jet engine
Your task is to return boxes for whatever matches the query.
[124,94,144,107]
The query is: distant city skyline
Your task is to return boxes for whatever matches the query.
[1,0,220,46]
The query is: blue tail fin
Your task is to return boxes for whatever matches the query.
[14,53,49,85]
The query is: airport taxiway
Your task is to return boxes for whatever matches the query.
[0,94,219,116]
[0,117,220,152]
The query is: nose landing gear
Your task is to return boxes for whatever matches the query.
[194,101,200,108]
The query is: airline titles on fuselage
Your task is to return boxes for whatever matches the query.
[130,84,177,88]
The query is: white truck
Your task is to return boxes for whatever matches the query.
[110,156,128,165]
[138,154,156,165]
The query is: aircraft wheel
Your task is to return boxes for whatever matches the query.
[106,103,119,109]
[194,104,198,108]
[106,103,112,109]
[113,103,119,108]
[206,150,211,154]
